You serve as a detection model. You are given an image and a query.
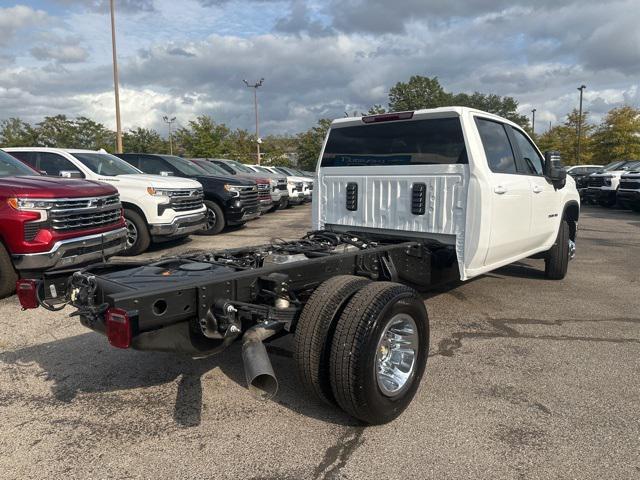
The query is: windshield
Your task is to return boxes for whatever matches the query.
[162,155,208,176]
[322,117,467,167]
[227,160,254,173]
[73,152,141,176]
[0,150,40,177]
[275,167,293,176]
[191,159,229,176]
[253,165,272,174]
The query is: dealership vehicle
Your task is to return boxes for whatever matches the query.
[243,165,291,210]
[6,148,206,255]
[117,154,259,235]
[270,166,314,201]
[262,166,311,205]
[204,159,274,213]
[0,149,126,298]
[21,108,579,425]
[565,164,602,201]
[583,160,640,207]
[617,168,640,212]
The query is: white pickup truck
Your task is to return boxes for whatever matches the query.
[23,107,580,425]
[6,148,206,255]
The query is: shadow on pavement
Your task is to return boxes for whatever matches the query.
[0,331,355,428]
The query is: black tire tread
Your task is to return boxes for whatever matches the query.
[122,209,151,256]
[545,219,569,280]
[294,275,371,405]
[330,282,422,422]
[197,200,225,235]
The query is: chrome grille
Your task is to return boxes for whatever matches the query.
[257,183,271,200]
[170,189,204,212]
[588,176,605,187]
[277,178,287,191]
[50,194,122,232]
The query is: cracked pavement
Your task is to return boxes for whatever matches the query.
[0,205,639,479]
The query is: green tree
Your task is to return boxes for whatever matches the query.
[123,127,167,153]
[74,117,115,151]
[386,75,529,128]
[35,115,78,147]
[592,106,640,163]
[0,118,38,147]
[174,116,231,157]
[295,118,332,170]
[388,76,450,111]
[537,109,595,165]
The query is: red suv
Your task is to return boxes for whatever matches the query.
[0,149,127,298]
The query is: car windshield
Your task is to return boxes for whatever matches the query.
[602,161,626,171]
[253,166,272,174]
[0,150,40,177]
[73,152,141,176]
[162,155,208,176]
[191,160,229,176]
[623,161,640,171]
[227,161,254,173]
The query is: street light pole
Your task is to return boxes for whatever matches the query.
[531,108,536,139]
[577,85,586,164]
[109,0,123,153]
[243,78,264,164]
[163,116,176,155]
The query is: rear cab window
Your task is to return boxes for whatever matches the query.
[321,117,468,167]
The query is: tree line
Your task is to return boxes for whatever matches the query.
[2,75,638,170]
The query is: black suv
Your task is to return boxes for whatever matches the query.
[117,154,259,234]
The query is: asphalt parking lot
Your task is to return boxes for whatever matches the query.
[0,204,638,480]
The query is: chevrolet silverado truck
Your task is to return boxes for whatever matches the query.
[20,108,579,425]
[117,154,260,235]
[565,164,602,202]
[243,165,291,210]
[205,159,274,213]
[617,168,640,212]
[583,160,640,207]
[6,148,206,255]
[0,149,126,298]
[262,166,311,205]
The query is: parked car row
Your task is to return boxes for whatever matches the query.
[567,160,640,212]
[0,147,314,298]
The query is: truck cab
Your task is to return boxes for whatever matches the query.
[6,148,206,255]
[314,107,579,280]
[117,153,260,235]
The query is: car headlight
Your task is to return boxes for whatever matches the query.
[287,180,296,186]
[147,187,173,196]
[224,184,242,197]
[8,198,53,210]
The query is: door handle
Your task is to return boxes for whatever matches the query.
[532,185,543,194]
[494,185,507,195]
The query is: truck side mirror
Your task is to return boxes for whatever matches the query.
[59,170,83,179]
[544,151,566,189]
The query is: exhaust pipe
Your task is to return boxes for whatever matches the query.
[242,321,283,400]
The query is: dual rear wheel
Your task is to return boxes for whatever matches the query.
[294,276,429,425]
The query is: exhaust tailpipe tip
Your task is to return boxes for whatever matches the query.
[241,321,283,401]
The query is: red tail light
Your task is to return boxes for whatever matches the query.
[105,307,132,349]
[16,279,39,309]
[362,111,414,123]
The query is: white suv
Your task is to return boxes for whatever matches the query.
[6,148,206,255]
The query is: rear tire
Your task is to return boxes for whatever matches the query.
[197,200,225,235]
[123,209,151,256]
[0,242,17,299]
[545,219,570,280]
[294,275,371,405]
[329,282,429,425]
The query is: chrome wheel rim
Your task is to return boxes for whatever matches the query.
[568,239,576,260]
[125,219,138,248]
[375,313,419,397]
[205,207,217,230]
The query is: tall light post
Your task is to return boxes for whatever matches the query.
[243,78,264,164]
[163,116,176,155]
[577,85,586,163]
[109,0,123,153]
[531,108,537,139]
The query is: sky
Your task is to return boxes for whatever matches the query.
[0,0,639,136]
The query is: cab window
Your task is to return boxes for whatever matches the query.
[510,128,544,175]
[475,118,517,174]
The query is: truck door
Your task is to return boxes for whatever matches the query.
[474,118,533,266]
[508,127,558,247]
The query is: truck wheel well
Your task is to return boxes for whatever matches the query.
[563,202,579,242]
[121,202,147,222]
